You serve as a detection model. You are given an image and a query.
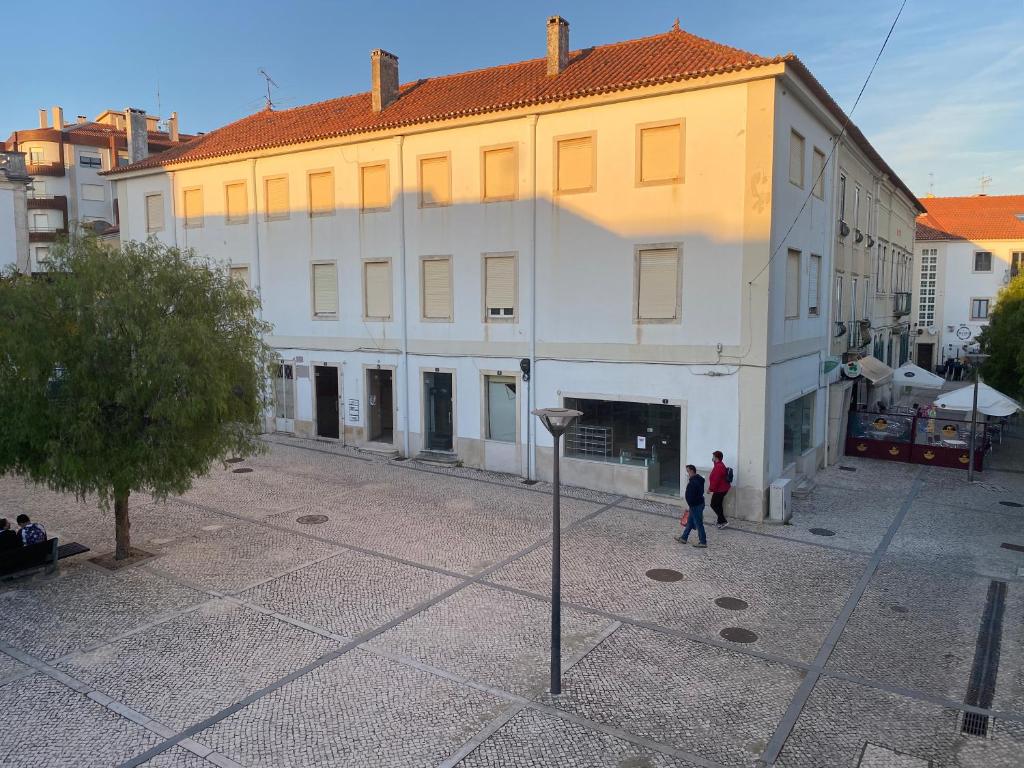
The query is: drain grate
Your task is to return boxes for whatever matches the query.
[720,627,758,644]
[232,467,253,474]
[297,515,329,525]
[809,528,836,537]
[999,501,1023,508]
[646,568,683,583]
[839,466,857,472]
[961,580,1006,738]
[1000,543,1024,554]
[715,597,749,611]
[392,457,408,462]
[225,457,244,464]
[522,479,539,486]
[961,710,990,737]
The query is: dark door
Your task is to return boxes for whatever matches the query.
[916,343,934,373]
[315,366,339,439]
[367,369,393,443]
[424,372,453,451]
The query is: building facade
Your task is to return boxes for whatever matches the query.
[912,195,1024,371]
[0,151,31,272]
[108,19,915,520]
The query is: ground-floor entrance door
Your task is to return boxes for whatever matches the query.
[423,371,454,452]
[916,342,934,373]
[273,363,295,433]
[366,369,394,443]
[315,365,340,439]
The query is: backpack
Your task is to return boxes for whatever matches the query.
[20,523,46,546]
[725,466,734,485]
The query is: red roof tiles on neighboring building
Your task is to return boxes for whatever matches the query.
[916,195,1024,241]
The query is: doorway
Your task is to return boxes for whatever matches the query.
[314,365,340,439]
[423,371,454,452]
[916,342,934,373]
[273,363,295,433]
[366,368,394,443]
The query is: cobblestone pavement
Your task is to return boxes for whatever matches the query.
[1,429,1022,767]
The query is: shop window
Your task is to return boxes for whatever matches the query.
[783,392,814,467]
[485,375,516,442]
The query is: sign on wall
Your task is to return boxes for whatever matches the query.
[346,399,360,423]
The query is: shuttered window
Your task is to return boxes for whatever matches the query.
[422,258,452,320]
[639,123,683,184]
[145,193,164,232]
[789,130,805,187]
[225,182,248,224]
[636,248,679,320]
[812,148,826,198]
[308,171,334,216]
[363,260,392,319]
[361,163,389,210]
[81,183,105,201]
[419,155,450,207]
[483,147,516,201]
[808,254,821,316]
[786,250,801,318]
[229,265,250,288]
[312,262,338,318]
[557,135,594,193]
[265,176,289,220]
[484,254,516,320]
[183,188,203,228]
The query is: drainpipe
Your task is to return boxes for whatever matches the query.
[248,158,264,321]
[396,135,411,458]
[528,114,539,480]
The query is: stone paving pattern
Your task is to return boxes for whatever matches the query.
[0,425,1022,767]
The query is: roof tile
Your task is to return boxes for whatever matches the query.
[916,195,1024,241]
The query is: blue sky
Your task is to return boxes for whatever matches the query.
[6,0,1022,197]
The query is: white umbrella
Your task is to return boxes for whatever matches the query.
[892,362,945,390]
[934,382,1022,417]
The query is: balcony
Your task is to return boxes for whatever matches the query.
[27,194,68,213]
[29,226,67,243]
[26,161,65,177]
[893,292,912,316]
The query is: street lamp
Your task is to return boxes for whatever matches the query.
[532,406,582,695]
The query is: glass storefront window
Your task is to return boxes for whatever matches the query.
[485,375,516,442]
[783,392,815,466]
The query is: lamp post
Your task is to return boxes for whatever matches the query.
[532,406,582,695]
[963,353,989,483]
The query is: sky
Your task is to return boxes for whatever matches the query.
[4,0,1022,197]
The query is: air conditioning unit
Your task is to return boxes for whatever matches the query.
[769,478,793,523]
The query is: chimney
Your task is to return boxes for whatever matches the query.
[38,109,48,128]
[52,106,64,129]
[146,115,159,132]
[125,107,149,164]
[370,49,399,112]
[546,16,569,76]
[168,111,179,142]
[76,115,87,124]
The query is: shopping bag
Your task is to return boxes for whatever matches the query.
[680,509,689,527]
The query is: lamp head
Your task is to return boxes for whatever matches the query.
[532,407,582,437]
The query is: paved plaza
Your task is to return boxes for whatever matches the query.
[1,430,1023,768]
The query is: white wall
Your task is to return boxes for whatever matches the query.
[0,186,18,269]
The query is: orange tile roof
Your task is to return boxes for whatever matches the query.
[916,195,1024,241]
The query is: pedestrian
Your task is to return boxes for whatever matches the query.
[0,518,21,553]
[708,450,732,528]
[675,465,707,548]
[16,514,46,546]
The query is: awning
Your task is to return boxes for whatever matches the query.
[892,362,945,390]
[934,382,1023,417]
[856,355,894,385]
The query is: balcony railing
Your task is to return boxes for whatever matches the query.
[893,292,912,316]
[26,161,65,177]
[847,320,870,350]
[27,194,68,212]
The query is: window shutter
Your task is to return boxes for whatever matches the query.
[422,259,451,319]
[485,256,516,316]
[557,137,593,192]
[484,147,516,199]
[786,250,801,318]
[183,188,202,227]
[420,156,450,206]
[309,171,334,215]
[312,263,338,317]
[637,248,678,319]
[812,150,826,197]
[789,131,805,186]
[229,265,250,287]
[266,177,289,218]
[361,164,389,210]
[640,124,682,183]
[808,255,820,314]
[145,194,164,231]
[226,182,247,222]
[364,261,392,319]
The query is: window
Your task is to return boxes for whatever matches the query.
[485,375,517,443]
[35,246,50,266]
[484,254,517,320]
[789,130,805,187]
[970,298,990,320]
[80,183,105,202]
[28,148,44,164]
[311,262,338,318]
[32,212,49,231]
[308,171,334,216]
[853,185,861,230]
[838,174,847,222]
[812,148,825,198]
[145,193,164,232]
[419,154,450,207]
[360,162,389,210]
[229,265,250,287]
[1012,252,1023,278]
[264,176,289,220]
[890,251,898,292]
[363,260,392,320]
[79,152,102,168]
[850,277,858,324]
[866,193,873,235]
[29,181,45,198]
[556,134,595,194]
[973,251,992,272]
[635,247,680,321]
[482,146,516,201]
[808,254,821,316]
[117,153,129,167]
[225,182,248,224]
[833,274,843,323]
[863,278,871,318]
[785,249,801,319]
[183,187,203,228]
[637,121,684,185]
[421,257,453,321]
[783,392,815,467]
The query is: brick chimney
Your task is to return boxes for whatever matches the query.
[371,49,399,112]
[52,106,64,129]
[547,16,569,76]
[125,108,149,164]
[38,109,48,129]
[168,112,179,142]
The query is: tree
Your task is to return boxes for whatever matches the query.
[0,234,275,559]
[978,273,1024,400]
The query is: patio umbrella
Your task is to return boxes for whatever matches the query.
[934,382,1022,417]
[892,362,945,390]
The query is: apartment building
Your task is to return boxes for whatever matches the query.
[912,195,1024,369]
[2,106,190,270]
[107,18,915,520]
[0,151,31,271]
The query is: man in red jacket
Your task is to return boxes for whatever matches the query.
[708,450,730,528]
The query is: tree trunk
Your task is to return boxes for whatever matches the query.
[114,490,130,560]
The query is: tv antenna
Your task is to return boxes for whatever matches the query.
[979,175,992,195]
[258,68,278,110]
[928,171,934,195]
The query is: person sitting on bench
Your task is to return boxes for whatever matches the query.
[16,514,46,546]
[0,518,21,553]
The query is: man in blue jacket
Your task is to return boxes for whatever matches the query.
[675,464,707,548]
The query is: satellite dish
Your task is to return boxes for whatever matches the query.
[841,361,861,378]
[927,326,938,335]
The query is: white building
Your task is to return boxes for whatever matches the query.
[913,195,1024,371]
[0,151,31,272]
[107,18,915,520]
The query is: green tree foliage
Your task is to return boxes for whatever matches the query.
[0,234,274,559]
[978,273,1024,400]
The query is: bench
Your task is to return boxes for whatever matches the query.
[0,537,59,579]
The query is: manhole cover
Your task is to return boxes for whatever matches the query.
[646,568,683,583]
[522,479,539,486]
[297,515,329,525]
[225,457,244,464]
[891,605,909,614]
[232,467,253,474]
[809,528,836,537]
[715,597,749,611]
[999,501,1023,508]
[392,457,408,462]
[838,466,857,472]
[720,627,758,644]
